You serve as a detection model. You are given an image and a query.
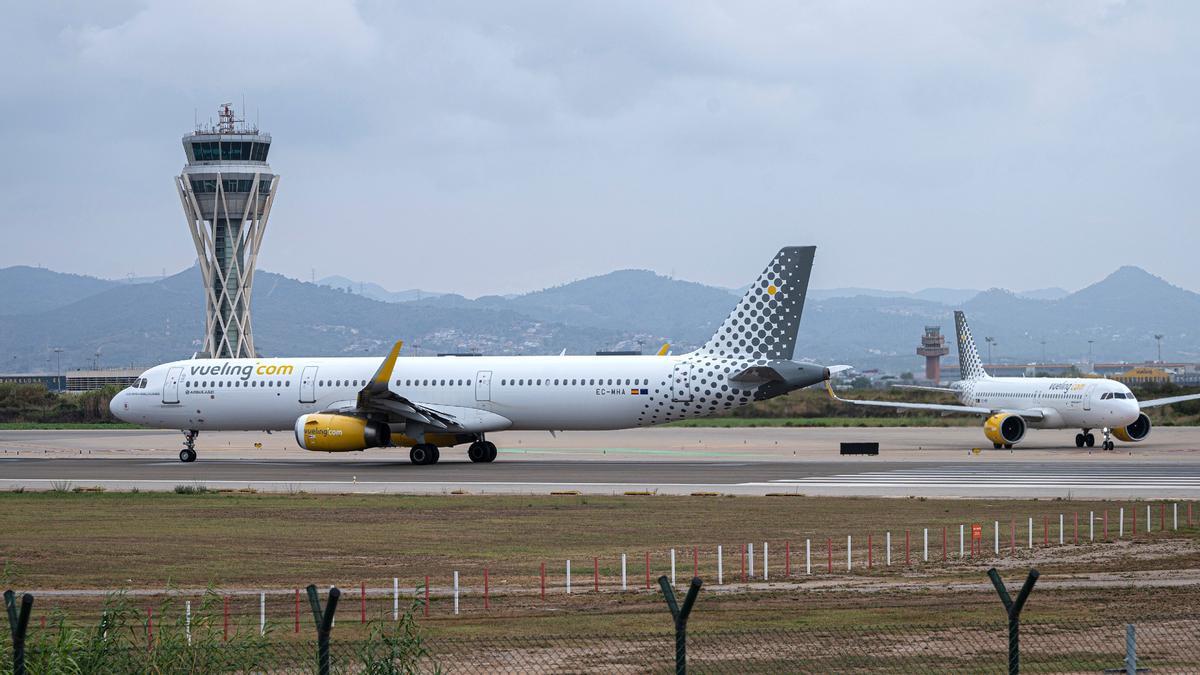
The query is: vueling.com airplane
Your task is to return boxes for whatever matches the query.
[111,247,834,463]
[827,310,1200,451]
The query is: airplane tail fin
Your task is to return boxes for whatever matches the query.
[953,310,989,381]
[699,246,815,360]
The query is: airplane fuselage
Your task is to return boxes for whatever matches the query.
[114,353,752,433]
[955,376,1140,430]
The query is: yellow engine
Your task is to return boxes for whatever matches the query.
[983,413,1026,447]
[293,414,391,452]
[1113,413,1152,443]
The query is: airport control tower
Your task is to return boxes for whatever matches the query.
[176,104,278,359]
[917,325,950,383]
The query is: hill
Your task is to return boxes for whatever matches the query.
[2,263,1197,374]
[0,266,120,316]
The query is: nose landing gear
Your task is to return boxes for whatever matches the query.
[179,429,198,463]
[1101,428,1115,451]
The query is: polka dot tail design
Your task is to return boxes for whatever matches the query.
[636,246,818,427]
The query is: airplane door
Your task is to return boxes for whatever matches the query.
[162,367,182,404]
[671,363,693,402]
[475,370,492,402]
[299,366,318,403]
[1082,384,1093,411]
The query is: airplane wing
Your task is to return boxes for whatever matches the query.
[1138,392,1200,408]
[317,340,461,430]
[824,381,1045,421]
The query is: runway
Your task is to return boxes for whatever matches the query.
[3,426,1200,498]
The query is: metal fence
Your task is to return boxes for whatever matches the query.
[6,585,1200,673]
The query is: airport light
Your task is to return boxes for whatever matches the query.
[1154,334,1164,363]
[984,337,996,366]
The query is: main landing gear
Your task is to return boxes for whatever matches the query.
[179,429,198,463]
[1076,429,1113,451]
[410,444,440,466]
[467,440,498,463]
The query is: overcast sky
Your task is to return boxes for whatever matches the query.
[1,1,1197,297]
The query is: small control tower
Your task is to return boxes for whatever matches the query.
[917,325,949,383]
[176,104,278,358]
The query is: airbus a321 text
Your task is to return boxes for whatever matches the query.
[112,247,834,463]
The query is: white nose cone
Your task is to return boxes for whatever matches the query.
[109,393,127,422]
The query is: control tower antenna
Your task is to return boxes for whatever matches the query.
[176,102,278,358]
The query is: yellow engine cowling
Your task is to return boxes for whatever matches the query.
[983,413,1026,446]
[294,414,391,452]
[1113,413,1151,443]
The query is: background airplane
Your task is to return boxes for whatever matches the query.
[112,247,833,463]
[827,311,1200,450]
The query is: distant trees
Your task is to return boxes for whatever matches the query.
[0,383,123,423]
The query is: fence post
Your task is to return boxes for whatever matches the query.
[846,536,852,572]
[295,589,300,633]
[622,554,628,590]
[805,539,811,575]
[566,561,571,595]
[1028,517,1033,549]
[1090,511,1094,542]
[393,577,399,621]
[987,567,1039,675]
[717,546,723,585]
[454,571,460,613]
[1125,623,1137,675]
[1059,514,1063,545]
[994,521,999,555]
[186,600,192,646]
[1120,508,1125,538]
[1174,503,1178,531]
[5,590,32,675]
[306,584,340,675]
[886,532,892,566]
[960,525,965,558]
[785,541,791,577]
[748,543,754,579]
[763,542,769,580]
[924,528,929,562]
[659,575,702,675]
[671,548,677,587]
[260,592,266,636]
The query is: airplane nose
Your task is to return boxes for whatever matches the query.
[109,393,125,420]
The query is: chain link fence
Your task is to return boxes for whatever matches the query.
[5,587,1200,673]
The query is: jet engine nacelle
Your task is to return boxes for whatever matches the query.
[294,413,391,452]
[984,412,1026,446]
[1113,412,1152,443]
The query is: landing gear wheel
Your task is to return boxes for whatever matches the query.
[1075,434,1085,448]
[179,429,199,463]
[484,441,497,463]
[1084,433,1095,448]
[468,442,488,463]
[410,444,439,465]
[1101,428,1114,452]
[1103,440,1115,451]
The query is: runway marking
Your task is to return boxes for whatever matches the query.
[771,466,1200,490]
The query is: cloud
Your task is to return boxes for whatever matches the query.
[0,1,1197,296]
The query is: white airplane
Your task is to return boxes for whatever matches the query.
[827,310,1200,450]
[111,247,833,463]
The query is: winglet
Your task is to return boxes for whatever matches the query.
[656,343,670,356]
[367,340,403,394]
